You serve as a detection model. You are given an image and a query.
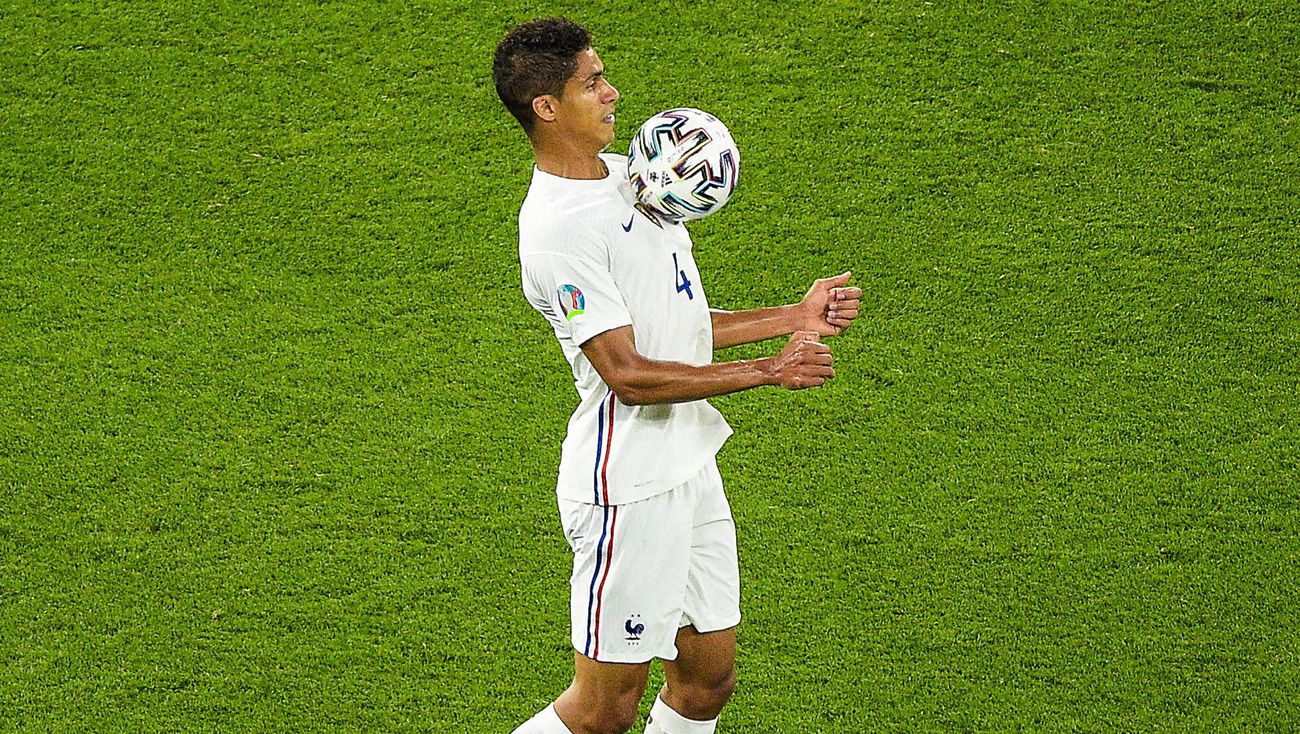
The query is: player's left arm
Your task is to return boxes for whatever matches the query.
[711,271,862,350]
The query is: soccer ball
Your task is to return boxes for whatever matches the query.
[627,108,740,223]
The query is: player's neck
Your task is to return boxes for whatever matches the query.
[532,138,609,180]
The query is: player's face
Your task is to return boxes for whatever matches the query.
[554,47,620,152]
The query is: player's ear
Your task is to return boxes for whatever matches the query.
[532,94,559,123]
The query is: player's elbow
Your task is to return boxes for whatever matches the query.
[590,351,673,406]
[607,381,655,406]
[602,369,660,406]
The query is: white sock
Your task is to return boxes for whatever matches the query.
[512,704,574,734]
[644,695,718,734]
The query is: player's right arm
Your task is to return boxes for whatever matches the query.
[580,326,833,406]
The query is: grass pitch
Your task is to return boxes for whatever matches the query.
[2,1,1297,732]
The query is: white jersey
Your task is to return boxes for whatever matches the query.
[519,153,733,506]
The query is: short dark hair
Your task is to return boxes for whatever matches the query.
[493,17,592,134]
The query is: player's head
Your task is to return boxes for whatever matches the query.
[493,17,616,143]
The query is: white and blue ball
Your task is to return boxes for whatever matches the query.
[627,108,740,223]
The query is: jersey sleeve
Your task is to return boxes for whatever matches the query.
[522,246,633,348]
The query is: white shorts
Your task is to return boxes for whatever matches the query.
[559,459,741,664]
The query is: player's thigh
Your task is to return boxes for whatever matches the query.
[570,652,652,698]
[557,654,651,733]
[659,625,737,721]
[662,624,736,690]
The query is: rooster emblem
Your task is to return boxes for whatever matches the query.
[625,617,645,641]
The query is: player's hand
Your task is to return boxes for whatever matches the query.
[771,331,834,390]
[798,271,862,337]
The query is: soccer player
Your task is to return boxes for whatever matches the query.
[494,18,862,734]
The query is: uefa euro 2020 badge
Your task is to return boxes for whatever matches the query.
[558,284,585,321]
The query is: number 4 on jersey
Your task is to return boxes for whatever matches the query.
[672,252,694,300]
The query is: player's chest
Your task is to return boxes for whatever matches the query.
[607,224,709,318]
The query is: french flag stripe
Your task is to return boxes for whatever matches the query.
[590,506,618,660]
[583,392,617,658]
[583,506,608,657]
[599,394,616,505]
[591,392,609,504]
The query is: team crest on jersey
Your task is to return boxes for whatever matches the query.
[557,284,585,321]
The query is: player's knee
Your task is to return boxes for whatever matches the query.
[571,693,641,734]
[593,701,641,734]
[704,666,738,711]
[675,667,737,719]
[608,699,641,734]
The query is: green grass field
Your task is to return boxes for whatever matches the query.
[2,1,1297,731]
